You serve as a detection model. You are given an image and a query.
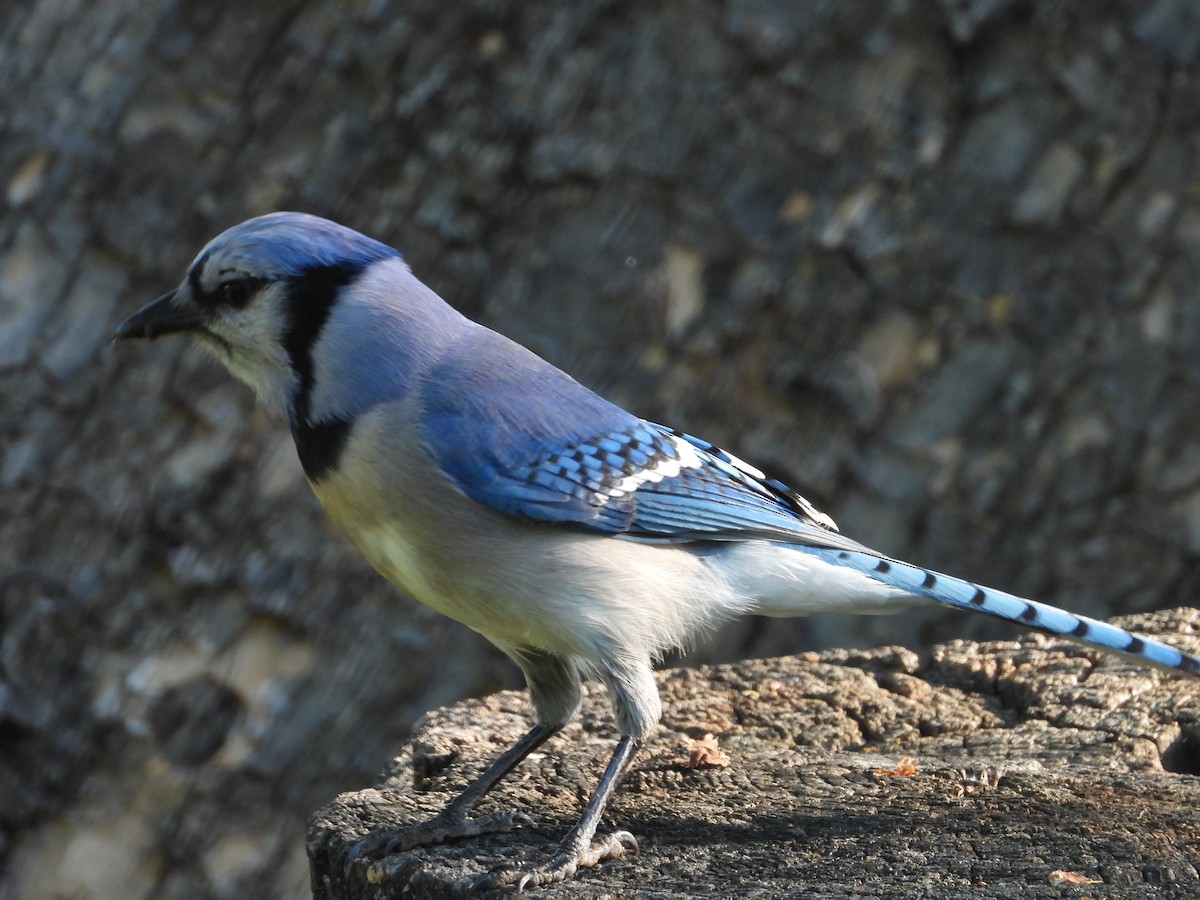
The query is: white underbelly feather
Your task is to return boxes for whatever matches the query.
[705,540,920,616]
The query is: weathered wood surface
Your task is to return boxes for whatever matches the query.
[310,609,1200,899]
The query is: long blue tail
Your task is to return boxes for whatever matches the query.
[813,547,1200,677]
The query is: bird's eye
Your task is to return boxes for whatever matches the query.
[219,279,253,307]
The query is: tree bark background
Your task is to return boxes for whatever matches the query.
[2,1,1199,898]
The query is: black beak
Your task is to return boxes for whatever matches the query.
[112,290,205,341]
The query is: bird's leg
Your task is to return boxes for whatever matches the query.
[348,649,581,869]
[346,721,559,864]
[474,735,641,891]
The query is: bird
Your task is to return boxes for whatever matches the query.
[114,212,1200,891]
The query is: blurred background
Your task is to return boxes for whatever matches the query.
[3,0,1200,897]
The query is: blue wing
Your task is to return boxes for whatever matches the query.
[421,329,851,547]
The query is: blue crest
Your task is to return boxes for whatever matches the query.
[196,211,400,278]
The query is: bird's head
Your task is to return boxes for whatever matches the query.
[114,211,402,415]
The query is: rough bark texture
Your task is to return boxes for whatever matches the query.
[309,610,1200,899]
[3,1,1200,898]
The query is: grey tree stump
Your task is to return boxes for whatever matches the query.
[308,609,1200,899]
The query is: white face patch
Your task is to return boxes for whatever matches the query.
[189,282,299,416]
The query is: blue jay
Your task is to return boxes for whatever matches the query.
[115,212,1200,891]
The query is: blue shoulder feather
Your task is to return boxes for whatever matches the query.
[421,330,844,545]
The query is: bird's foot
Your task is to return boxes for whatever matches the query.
[345,809,534,869]
[473,830,639,892]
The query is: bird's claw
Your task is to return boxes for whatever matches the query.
[473,830,639,893]
[344,809,535,876]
